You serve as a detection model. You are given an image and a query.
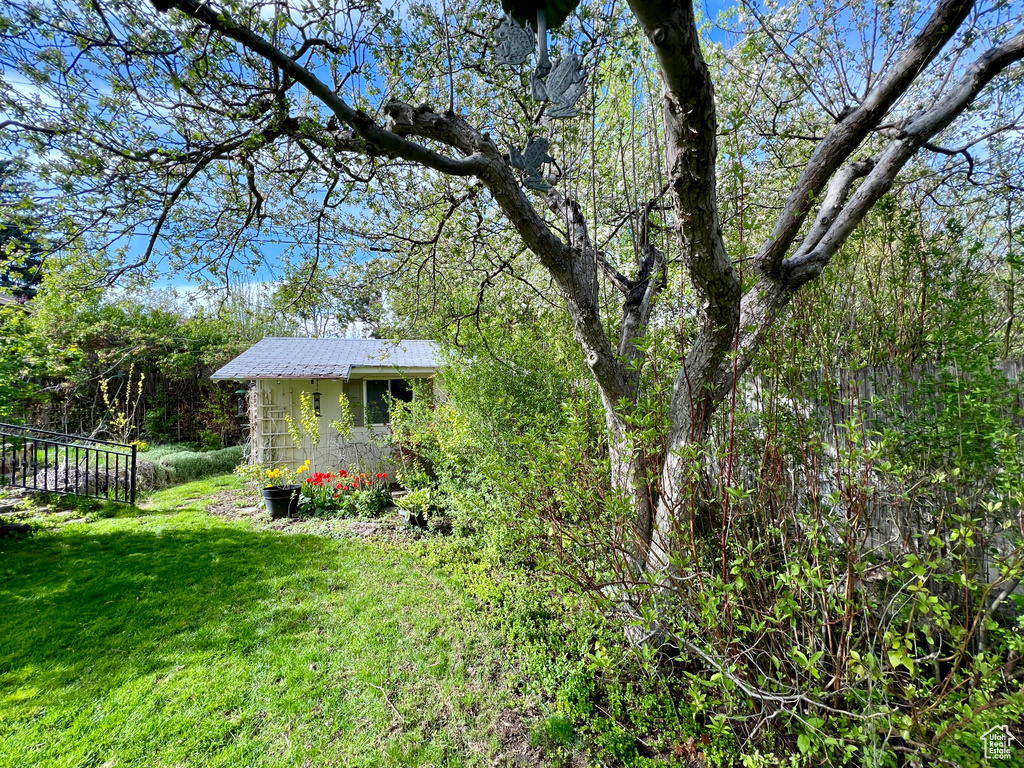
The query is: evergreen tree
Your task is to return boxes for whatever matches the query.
[0,160,42,301]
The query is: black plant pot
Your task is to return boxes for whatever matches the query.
[399,507,427,529]
[262,484,301,519]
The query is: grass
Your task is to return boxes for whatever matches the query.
[16,444,131,470]
[0,475,518,767]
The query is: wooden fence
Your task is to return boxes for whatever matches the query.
[723,358,1024,581]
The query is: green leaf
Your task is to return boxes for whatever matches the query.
[797,733,811,754]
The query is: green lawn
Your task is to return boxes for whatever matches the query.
[0,476,519,767]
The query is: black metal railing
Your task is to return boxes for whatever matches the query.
[0,423,136,505]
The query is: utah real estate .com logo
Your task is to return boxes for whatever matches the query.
[982,724,1019,761]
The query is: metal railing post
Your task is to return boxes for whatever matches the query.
[130,442,137,506]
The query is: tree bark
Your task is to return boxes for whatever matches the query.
[625,0,740,573]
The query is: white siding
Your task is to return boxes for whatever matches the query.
[250,375,427,476]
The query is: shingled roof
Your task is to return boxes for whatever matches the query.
[210,337,440,381]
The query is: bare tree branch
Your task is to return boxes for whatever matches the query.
[754,0,976,278]
[162,0,488,178]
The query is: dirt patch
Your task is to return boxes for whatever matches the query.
[346,520,381,537]
[203,489,262,521]
[203,488,415,541]
[495,708,544,766]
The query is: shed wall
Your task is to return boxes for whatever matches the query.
[251,375,431,475]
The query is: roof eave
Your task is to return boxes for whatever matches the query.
[348,365,437,375]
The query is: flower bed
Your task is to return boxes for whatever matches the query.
[301,470,390,517]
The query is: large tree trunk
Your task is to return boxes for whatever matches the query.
[624,0,741,577]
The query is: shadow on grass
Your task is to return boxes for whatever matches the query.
[1,524,344,682]
[0,511,509,768]
[16,492,183,521]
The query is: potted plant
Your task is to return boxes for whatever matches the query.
[395,486,430,529]
[261,483,301,519]
[245,460,309,519]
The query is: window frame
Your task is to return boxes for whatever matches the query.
[362,377,415,425]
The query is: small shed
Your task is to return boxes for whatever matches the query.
[211,337,439,472]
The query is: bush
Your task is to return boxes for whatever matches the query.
[390,316,1024,766]
[196,429,221,451]
[353,485,389,516]
[158,445,243,482]
[145,443,201,461]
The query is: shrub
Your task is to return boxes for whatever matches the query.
[353,484,389,516]
[196,429,221,451]
[145,443,201,461]
[158,445,243,482]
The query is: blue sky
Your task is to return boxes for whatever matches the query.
[7,0,1019,295]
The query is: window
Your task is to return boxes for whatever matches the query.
[365,378,414,424]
